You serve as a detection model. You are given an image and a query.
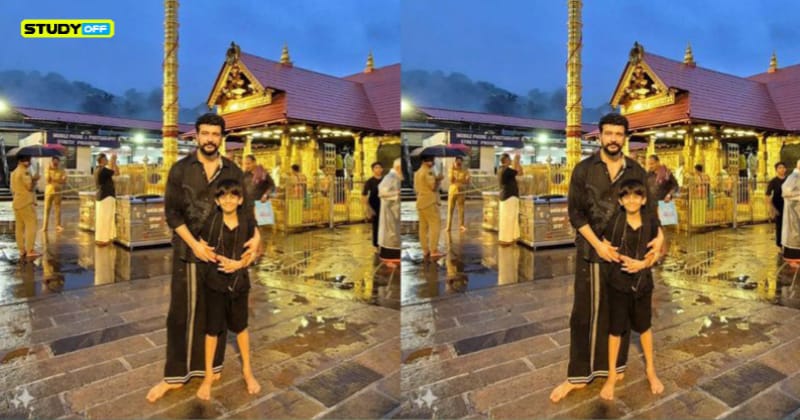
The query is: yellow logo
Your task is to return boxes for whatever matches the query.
[21,19,114,38]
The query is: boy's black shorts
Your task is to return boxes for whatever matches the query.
[206,287,249,336]
[607,286,652,336]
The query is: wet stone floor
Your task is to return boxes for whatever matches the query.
[0,201,400,419]
[400,200,800,419]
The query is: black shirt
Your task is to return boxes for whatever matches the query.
[498,167,519,201]
[362,177,382,211]
[602,210,658,295]
[767,176,786,211]
[568,152,659,262]
[95,167,115,200]
[646,169,678,201]
[164,151,255,262]
[200,211,254,293]
[243,170,275,203]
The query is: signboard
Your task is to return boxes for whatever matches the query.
[450,131,524,149]
[47,132,121,148]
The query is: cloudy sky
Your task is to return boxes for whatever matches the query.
[402,0,800,106]
[1,0,401,107]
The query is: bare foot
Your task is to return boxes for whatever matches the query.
[646,369,664,394]
[430,252,444,259]
[146,381,182,403]
[196,378,214,401]
[243,372,261,394]
[56,225,64,232]
[459,225,467,232]
[549,381,586,403]
[616,373,625,382]
[599,378,616,400]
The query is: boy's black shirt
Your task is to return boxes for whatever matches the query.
[200,209,255,293]
[602,209,659,296]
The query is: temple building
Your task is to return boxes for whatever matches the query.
[188,42,400,227]
[193,43,400,178]
[605,42,800,184]
[601,42,800,229]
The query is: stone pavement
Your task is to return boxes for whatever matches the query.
[1,275,400,419]
[0,201,401,419]
[399,201,800,419]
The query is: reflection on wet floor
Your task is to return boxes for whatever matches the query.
[0,227,172,305]
[0,202,398,309]
[253,223,400,310]
[402,201,800,309]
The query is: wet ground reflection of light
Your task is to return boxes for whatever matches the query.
[401,201,800,309]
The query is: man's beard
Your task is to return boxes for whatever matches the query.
[603,143,622,156]
[199,143,219,157]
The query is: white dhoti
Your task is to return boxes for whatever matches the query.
[498,196,520,243]
[95,197,116,242]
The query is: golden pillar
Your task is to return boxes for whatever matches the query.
[708,136,721,187]
[766,135,782,180]
[565,0,583,174]
[683,132,694,171]
[353,133,363,183]
[279,130,291,176]
[219,137,226,157]
[622,140,630,157]
[362,136,378,180]
[162,0,179,169]
[243,135,252,157]
[647,135,656,158]
[756,134,767,183]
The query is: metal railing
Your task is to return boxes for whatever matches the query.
[676,176,769,231]
[274,175,366,231]
[468,164,571,198]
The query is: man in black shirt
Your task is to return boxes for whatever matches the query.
[147,113,260,402]
[94,153,119,246]
[497,153,521,245]
[551,113,664,403]
[766,161,787,248]
[362,162,383,249]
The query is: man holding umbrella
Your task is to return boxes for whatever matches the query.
[11,155,40,258]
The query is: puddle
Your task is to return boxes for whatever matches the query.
[264,315,373,357]
[403,347,433,364]
[694,295,713,305]
[672,315,776,357]
[1,347,31,364]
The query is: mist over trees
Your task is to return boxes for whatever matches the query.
[403,69,612,123]
[0,70,207,123]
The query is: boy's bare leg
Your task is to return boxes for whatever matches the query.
[197,334,218,400]
[600,335,621,400]
[640,329,664,394]
[237,329,261,394]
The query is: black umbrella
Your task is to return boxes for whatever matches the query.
[410,144,470,158]
[7,144,65,157]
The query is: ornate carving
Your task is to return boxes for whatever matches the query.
[220,64,254,100]
[621,64,662,102]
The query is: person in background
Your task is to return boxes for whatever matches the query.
[446,156,470,233]
[415,155,444,258]
[94,153,119,246]
[497,153,521,245]
[766,162,787,249]
[11,155,40,258]
[362,162,384,250]
[378,158,402,266]
[43,156,67,232]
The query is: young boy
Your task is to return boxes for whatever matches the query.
[600,179,664,400]
[197,179,261,400]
